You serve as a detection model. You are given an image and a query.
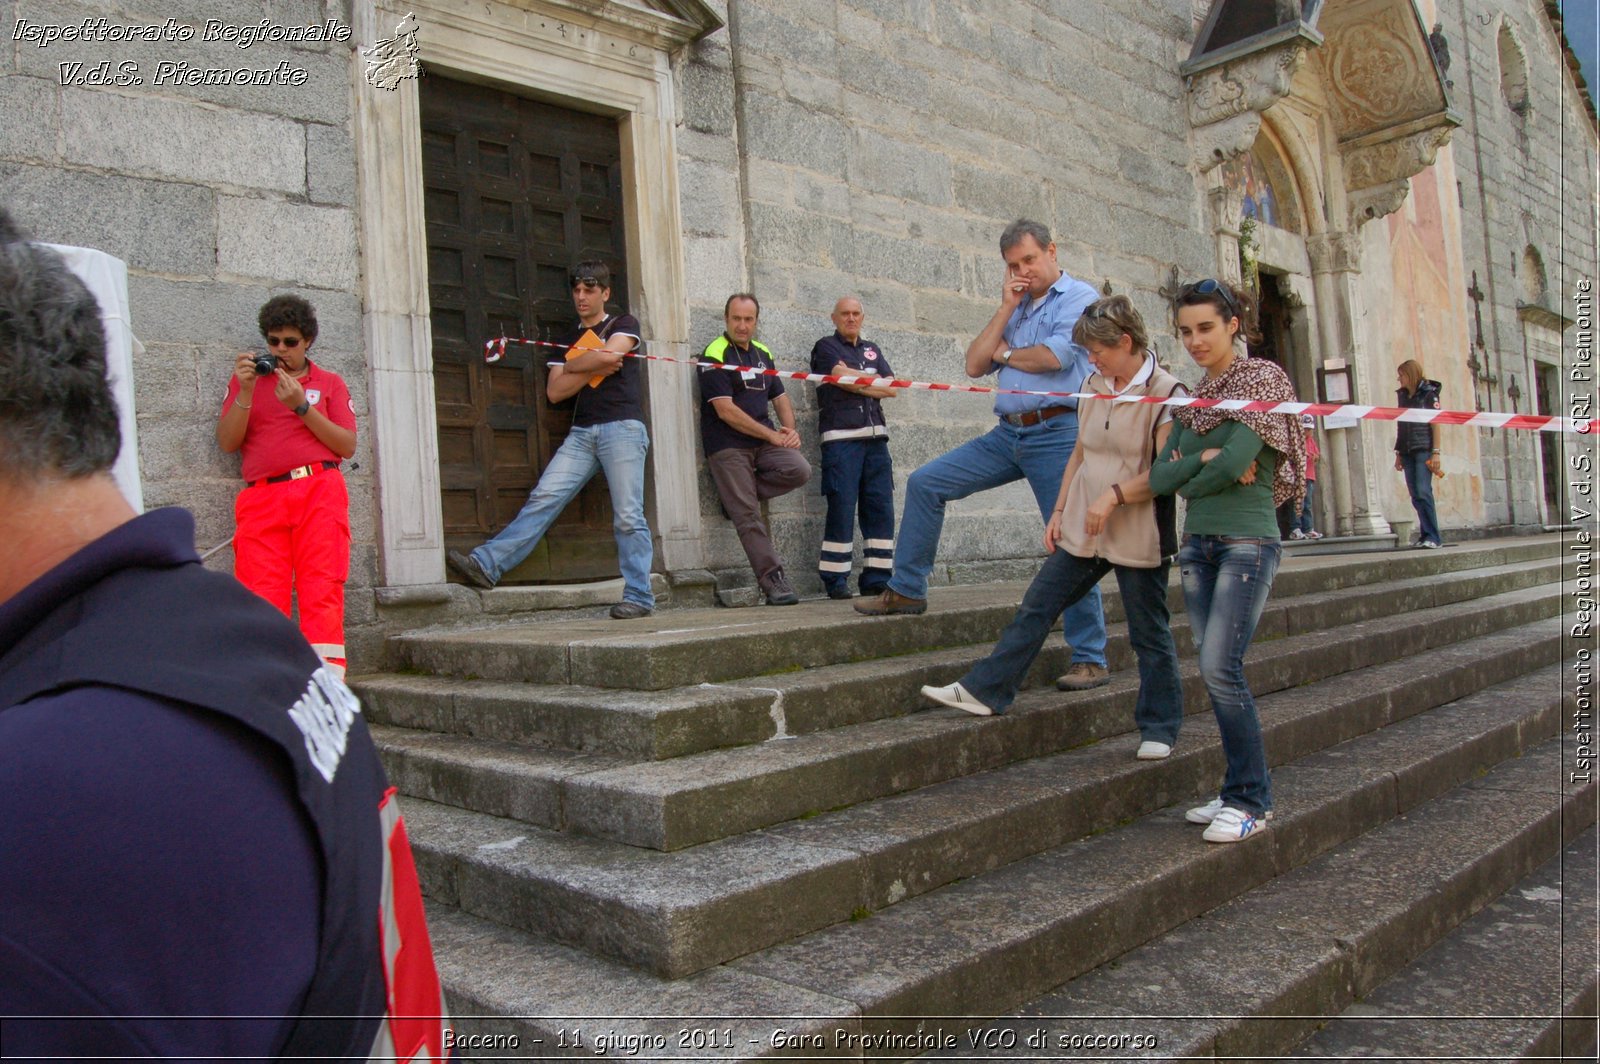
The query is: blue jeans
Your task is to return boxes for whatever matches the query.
[1294,480,1316,534]
[888,417,1107,666]
[1400,451,1440,545]
[471,419,654,607]
[819,438,895,594]
[961,550,1182,732]
[1178,534,1281,816]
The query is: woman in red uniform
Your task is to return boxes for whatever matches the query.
[218,296,357,676]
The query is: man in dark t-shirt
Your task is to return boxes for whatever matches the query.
[699,293,811,605]
[448,260,655,618]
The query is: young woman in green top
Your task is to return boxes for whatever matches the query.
[1149,279,1305,844]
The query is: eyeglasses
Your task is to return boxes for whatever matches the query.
[265,335,303,348]
[1187,278,1240,321]
[570,276,604,290]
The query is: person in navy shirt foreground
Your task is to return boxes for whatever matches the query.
[0,208,451,1060]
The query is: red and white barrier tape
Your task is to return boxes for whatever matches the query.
[483,335,1596,435]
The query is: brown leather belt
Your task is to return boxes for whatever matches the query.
[251,460,339,487]
[1001,406,1074,427]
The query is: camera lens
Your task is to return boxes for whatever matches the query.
[253,355,277,377]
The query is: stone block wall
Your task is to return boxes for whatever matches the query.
[674,0,1213,586]
[1439,0,1599,530]
[0,0,373,615]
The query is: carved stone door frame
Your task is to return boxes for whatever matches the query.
[352,0,718,586]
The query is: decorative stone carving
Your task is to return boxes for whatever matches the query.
[1305,0,1459,228]
[1276,271,1312,309]
[1193,112,1267,172]
[1306,232,1363,275]
[1343,123,1454,226]
[1345,124,1454,189]
[1319,2,1440,133]
[1332,31,1412,120]
[1346,180,1413,229]
[1187,44,1308,171]
[1210,180,1244,236]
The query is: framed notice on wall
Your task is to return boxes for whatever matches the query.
[1317,359,1359,430]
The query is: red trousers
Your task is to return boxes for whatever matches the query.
[234,469,350,672]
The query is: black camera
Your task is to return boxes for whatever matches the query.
[253,354,278,377]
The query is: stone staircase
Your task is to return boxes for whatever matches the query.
[350,535,1595,1059]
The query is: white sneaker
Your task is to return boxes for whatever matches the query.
[1289,529,1306,540]
[1202,806,1268,843]
[1186,796,1274,824]
[1136,740,1172,760]
[920,681,994,717]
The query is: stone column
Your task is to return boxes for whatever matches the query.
[1307,231,1393,537]
[1209,184,1245,287]
[353,1,445,586]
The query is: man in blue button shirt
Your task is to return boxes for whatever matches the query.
[856,219,1109,691]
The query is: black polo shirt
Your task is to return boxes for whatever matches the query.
[699,334,785,455]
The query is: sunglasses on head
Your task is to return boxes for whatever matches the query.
[570,275,603,289]
[1187,278,1240,321]
[265,335,303,348]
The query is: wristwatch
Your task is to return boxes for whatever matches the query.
[1000,349,1013,364]
[293,400,311,417]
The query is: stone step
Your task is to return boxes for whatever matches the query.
[416,684,1589,1057]
[380,579,1564,851]
[726,736,1593,1051]
[383,538,1561,690]
[1288,831,1597,1062]
[355,552,1570,762]
[402,624,1566,978]
[1281,532,1398,554]
[950,744,1597,1061]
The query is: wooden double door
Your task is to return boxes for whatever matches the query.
[422,75,631,583]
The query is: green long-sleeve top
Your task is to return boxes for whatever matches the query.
[1148,419,1280,538]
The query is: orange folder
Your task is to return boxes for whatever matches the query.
[564,329,607,389]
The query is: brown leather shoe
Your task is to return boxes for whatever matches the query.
[853,588,927,616]
[1056,662,1110,691]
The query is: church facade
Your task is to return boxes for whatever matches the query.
[1,0,1593,664]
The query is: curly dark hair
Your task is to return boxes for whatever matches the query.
[257,294,319,343]
[0,207,120,480]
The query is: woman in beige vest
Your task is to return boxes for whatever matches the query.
[922,296,1186,759]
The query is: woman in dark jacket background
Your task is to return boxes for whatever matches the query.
[1395,359,1443,548]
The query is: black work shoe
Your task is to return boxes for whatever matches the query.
[762,569,799,606]
[853,588,927,616]
[826,585,854,600]
[609,601,653,620]
[447,549,495,590]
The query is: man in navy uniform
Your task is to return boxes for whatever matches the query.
[811,296,897,599]
[0,207,451,1060]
